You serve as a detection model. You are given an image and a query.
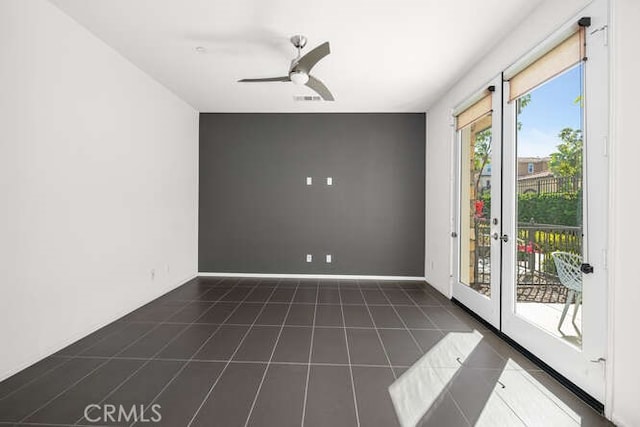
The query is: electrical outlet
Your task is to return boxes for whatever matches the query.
[325,254,332,263]
[306,177,312,186]
[326,177,333,186]
[150,268,156,280]
[306,254,313,263]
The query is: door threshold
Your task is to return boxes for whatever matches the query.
[451,298,604,415]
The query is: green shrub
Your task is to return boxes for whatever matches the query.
[478,191,580,226]
[518,192,580,226]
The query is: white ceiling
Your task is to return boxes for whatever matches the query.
[50,0,542,112]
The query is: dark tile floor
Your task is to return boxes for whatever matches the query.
[0,278,612,426]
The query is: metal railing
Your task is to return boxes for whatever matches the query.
[518,176,582,194]
[516,221,582,284]
[473,219,581,287]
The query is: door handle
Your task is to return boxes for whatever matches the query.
[492,233,509,243]
[581,263,594,274]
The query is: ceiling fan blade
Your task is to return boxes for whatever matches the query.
[306,75,334,101]
[238,76,290,82]
[294,42,330,73]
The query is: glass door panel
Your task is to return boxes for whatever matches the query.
[501,0,608,401]
[459,115,493,296]
[452,76,502,329]
[513,64,584,348]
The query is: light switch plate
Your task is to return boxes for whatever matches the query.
[306,177,312,186]
[326,177,333,186]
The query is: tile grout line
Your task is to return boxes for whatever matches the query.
[376,280,437,386]
[128,277,259,427]
[484,373,534,427]
[396,283,447,336]
[356,279,398,381]
[242,280,302,427]
[0,356,73,403]
[72,277,237,425]
[1,422,77,426]
[112,320,440,332]
[40,355,414,369]
[145,298,448,308]
[338,281,361,427]
[197,278,233,301]
[0,277,225,420]
[376,281,429,354]
[511,366,586,424]
[398,282,505,362]
[49,324,444,333]
[185,280,283,427]
[17,290,196,424]
[395,281,473,427]
[2,279,607,427]
[4,315,144,402]
[300,279,320,427]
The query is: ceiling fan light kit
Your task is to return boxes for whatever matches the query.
[238,34,334,101]
[289,71,309,85]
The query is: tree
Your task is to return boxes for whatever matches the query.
[550,128,582,177]
[474,128,492,196]
[516,93,532,131]
[472,93,532,196]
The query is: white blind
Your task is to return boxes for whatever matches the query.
[456,94,492,131]
[508,28,585,102]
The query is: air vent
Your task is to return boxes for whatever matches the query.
[293,95,323,102]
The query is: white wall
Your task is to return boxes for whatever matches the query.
[0,0,198,381]
[609,1,640,425]
[425,0,640,424]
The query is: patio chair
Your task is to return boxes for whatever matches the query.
[551,251,583,333]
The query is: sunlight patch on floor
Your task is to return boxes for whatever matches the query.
[389,330,583,427]
[480,359,582,426]
[388,330,483,427]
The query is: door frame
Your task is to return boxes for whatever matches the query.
[451,75,503,329]
[500,0,609,402]
[449,0,609,403]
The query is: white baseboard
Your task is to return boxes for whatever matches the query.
[198,272,427,281]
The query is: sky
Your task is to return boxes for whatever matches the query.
[516,65,583,158]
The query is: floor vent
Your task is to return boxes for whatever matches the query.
[293,95,323,102]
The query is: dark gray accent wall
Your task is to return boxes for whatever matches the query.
[199,113,425,276]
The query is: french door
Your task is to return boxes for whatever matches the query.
[453,0,608,403]
[451,75,503,329]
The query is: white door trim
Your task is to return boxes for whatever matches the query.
[451,75,503,329]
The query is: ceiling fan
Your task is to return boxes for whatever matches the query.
[238,35,334,101]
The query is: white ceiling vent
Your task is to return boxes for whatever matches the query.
[293,95,323,102]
